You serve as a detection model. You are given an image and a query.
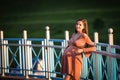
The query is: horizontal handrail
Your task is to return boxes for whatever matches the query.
[96,43,109,47]
[0,43,65,48]
[111,44,120,49]
[93,51,120,59]
[1,42,120,59]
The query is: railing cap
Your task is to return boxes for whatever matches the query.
[0,30,4,39]
[46,26,50,30]
[108,28,113,34]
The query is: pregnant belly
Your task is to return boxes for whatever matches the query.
[64,46,76,55]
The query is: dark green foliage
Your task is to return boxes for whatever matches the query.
[93,18,105,32]
[0,0,120,45]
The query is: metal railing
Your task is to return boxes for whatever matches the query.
[0,27,120,80]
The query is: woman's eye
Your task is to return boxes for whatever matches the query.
[77,24,81,26]
[76,23,81,26]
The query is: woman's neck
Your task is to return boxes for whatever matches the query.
[77,31,82,34]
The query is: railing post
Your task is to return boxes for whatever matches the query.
[94,32,99,43]
[65,30,69,46]
[108,28,116,80]
[65,30,69,41]
[0,31,5,76]
[93,32,102,80]
[23,30,29,78]
[45,26,51,80]
[108,28,113,45]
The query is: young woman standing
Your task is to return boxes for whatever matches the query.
[61,18,96,80]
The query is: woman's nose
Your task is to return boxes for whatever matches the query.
[76,25,80,28]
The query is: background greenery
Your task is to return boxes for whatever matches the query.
[0,0,120,45]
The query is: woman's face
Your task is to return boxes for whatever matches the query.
[75,21,84,33]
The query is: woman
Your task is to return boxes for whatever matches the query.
[61,18,96,80]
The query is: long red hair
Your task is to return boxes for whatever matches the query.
[75,18,89,35]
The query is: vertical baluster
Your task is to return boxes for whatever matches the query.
[42,40,46,76]
[23,30,29,78]
[0,31,4,76]
[108,28,116,80]
[49,41,55,77]
[94,32,102,80]
[27,40,32,74]
[65,30,69,47]
[46,26,51,80]
[4,40,9,73]
[19,40,23,74]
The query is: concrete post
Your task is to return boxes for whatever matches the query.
[65,30,69,47]
[94,32,102,80]
[23,30,29,78]
[0,31,4,76]
[65,30,69,41]
[108,28,116,80]
[108,28,113,45]
[45,26,51,80]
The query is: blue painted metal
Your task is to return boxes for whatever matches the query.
[95,45,102,80]
[110,47,116,80]
[0,38,120,80]
[81,54,88,79]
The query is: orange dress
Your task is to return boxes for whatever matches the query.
[61,33,96,80]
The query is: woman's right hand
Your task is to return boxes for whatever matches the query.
[75,48,83,54]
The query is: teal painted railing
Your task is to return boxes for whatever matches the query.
[0,27,120,80]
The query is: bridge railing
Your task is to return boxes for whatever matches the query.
[0,27,120,80]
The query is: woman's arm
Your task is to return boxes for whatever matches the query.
[83,34,96,53]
